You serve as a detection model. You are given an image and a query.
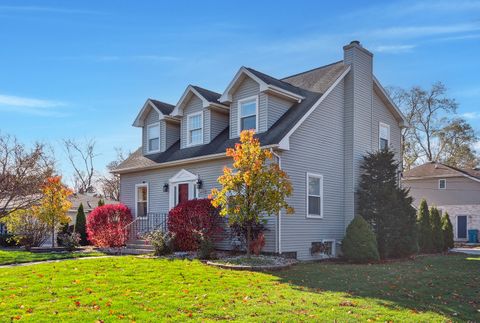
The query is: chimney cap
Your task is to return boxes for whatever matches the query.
[350,40,361,45]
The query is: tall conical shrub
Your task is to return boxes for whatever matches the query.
[358,149,418,259]
[75,203,88,245]
[342,216,380,263]
[417,199,433,253]
[430,207,444,253]
[441,211,454,251]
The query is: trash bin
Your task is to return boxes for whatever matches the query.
[468,229,478,243]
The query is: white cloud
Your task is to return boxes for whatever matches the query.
[462,112,480,120]
[474,141,480,151]
[365,22,480,39]
[372,44,416,53]
[0,93,66,116]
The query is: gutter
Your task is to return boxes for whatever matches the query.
[112,143,280,175]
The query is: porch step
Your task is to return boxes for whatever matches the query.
[123,239,155,255]
[122,248,154,255]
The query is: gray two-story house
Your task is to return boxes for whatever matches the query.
[114,41,407,260]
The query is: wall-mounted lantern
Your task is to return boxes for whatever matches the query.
[196,179,203,190]
[163,183,169,192]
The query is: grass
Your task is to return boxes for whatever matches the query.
[0,249,104,266]
[0,253,478,321]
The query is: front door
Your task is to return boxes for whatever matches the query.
[457,215,467,239]
[178,183,189,205]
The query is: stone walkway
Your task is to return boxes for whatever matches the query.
[451,248,480,255]
[0,256,114,268]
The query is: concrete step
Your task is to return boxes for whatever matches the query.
[122,248,154,255]
[125,243,154,250]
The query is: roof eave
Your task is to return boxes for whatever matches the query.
[373,77,409,128]
[132,100,163,127]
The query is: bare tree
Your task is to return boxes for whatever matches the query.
[386,82,477,170]
[0,134,54,218]
[98,148,128,201]
[63,138,98,194]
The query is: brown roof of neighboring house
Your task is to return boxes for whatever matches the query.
[403,162,480,181]
[69,194,119,212]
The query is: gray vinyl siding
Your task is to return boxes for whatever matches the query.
[403,177,480,207]
[165,121,180,150]
[230,77,261,138]
[210,109,229,139]
[343,45,374,227]
[279,79,345,260]
[181,95,205,148]
[142,109,160,155]
[372,90,401,159]
[266,94,293,128]
[119,158,277,252]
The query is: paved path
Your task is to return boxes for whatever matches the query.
[451,248,480,255]
[0,256,114,269]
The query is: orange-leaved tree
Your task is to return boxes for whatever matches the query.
[210,130,294,255]
[34,176,73,247]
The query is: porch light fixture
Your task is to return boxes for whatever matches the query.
[163,183,169,192]
[196,179,203,189]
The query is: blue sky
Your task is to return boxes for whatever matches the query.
[1,0,479,186]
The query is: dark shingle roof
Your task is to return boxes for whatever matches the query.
[245,67,305,96]
[116,62,348,172]
[191,85,222,103]
[149,99,175,115]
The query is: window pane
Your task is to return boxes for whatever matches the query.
[308,196,321,215]
[190,128,202,144]
[148,124,160,140]
[439,180,446,189]
[149,138,159,151]
[240,101,256,117]
[308,177,320,196]
[380,124,389,139]
[380,138,388,150]
[189,114,201,129]
[137,202,147,217]
[241,115,256,131]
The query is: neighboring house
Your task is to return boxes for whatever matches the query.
[67,193,119,225]
[113,41,407,260]
[403,162,480,242]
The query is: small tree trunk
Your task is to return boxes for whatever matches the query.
[51,218,55,248]
[246,225,251,257]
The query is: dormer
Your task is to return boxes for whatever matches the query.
[172,85,229,148]
[219,67,305,139]
[132,99,179,155]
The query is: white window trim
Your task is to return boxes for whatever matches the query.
[168,169,199,210]
[306,172,323,219]
[135,183,149,218]
[186,111,203,147]
[237,95,259,135]
[439,179,447,189]
[379,122,390,150]
[146,122,161,154]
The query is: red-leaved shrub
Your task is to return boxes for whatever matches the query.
[86,204,132,247]
[167,199,224,251]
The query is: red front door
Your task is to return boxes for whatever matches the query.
[178,183,189,205]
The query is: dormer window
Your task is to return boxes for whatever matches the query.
[187,112,203,146]
[147,123,160,153]
[239,96,258,133]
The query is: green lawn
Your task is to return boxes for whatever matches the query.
[0,253,478,321]
[0,249,103,266]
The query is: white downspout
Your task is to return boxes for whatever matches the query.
[271,149,282,254]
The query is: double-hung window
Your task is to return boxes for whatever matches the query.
[379,122,390,150]
[307,173,323,218]
[147,123,160,153]
[239,97,257,133]
[187,112,203,146]
[439,179,446,189]
[135,184,148,218]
